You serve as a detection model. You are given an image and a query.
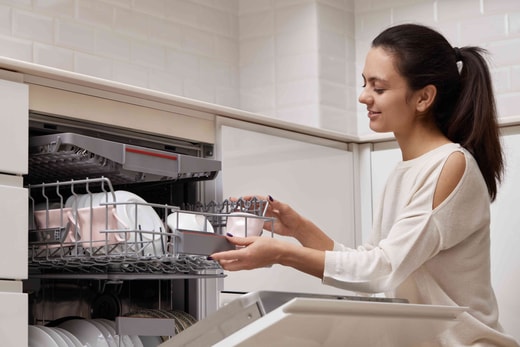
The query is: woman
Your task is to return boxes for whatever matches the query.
[211,24,519,346]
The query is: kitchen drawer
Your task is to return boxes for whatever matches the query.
[0,291,27,347]
[0,78,28,175]
[0,179,27,279]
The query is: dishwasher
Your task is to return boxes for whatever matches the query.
[23,115,466,347]
[24,114,274,346]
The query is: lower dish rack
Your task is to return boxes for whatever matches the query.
[28,177,274,278]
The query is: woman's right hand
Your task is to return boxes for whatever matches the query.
[233,196,334,251]
[237,195,304,238]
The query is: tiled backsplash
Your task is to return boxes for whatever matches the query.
[0,0,519,136]
[354,0,520,135]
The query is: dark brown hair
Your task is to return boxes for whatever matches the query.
[372,23,503,201]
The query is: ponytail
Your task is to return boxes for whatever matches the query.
[372,24,503,201]
[448,47,503,201]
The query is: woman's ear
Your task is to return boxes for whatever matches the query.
[416,84,437,113]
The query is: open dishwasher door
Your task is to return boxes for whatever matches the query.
[160,291,466,347]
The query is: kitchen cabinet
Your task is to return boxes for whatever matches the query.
[0,77,28,347]
[0,175,27,279]
[0,78,28,175]
[217,119,357,297]
[489,126,520,341]
[0,287,27,347]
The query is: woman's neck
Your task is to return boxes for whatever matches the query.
[395,124,451,161]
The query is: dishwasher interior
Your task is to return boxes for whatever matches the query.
[24,113,274,346]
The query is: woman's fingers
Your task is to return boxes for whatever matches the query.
[211,235,272,271]
[211,235,255,260]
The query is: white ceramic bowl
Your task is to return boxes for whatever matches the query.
[226,212,264,237]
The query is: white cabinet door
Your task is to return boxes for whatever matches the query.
[490,128,520,341]
[0,175,27,279]
[0,79,28,175]
[0,292,27,347]
[219,124,355,296]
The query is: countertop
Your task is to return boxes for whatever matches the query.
[1,56,519,145]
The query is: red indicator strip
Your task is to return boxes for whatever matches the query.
[125,147,178,160]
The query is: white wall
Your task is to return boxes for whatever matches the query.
[0,0,240,107]
[238,0,357,133]
[354,0,520,136]
[1,0,519,137]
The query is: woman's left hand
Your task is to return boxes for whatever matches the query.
[210,235,282,271]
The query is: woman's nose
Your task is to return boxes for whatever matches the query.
[358,88,370,105]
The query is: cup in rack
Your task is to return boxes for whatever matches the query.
[34,208,78,247]
[226,212,264,237]
[66,191,166,256]
[68,206,129,249]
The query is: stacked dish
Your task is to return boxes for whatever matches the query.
[65,191,165,256]
[29,313,197,347]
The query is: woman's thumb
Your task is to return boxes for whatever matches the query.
[226,233,254,246]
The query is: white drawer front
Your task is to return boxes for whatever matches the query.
[0,183,27,279]
[0,291,27,347]
[0,79,28,175]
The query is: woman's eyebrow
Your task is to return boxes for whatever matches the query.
[364,75,388,84]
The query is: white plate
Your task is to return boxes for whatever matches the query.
[53,328,83,347]
[97,319,136,347]
[66,191,166,256]
[28,326,59,347]
[128,335,144,347]
[167,212,214,233]
[89,319,117,347]
[49,328,77,347]
[98,191,165,256]
[38,326,69,347]
[59,319,109,347]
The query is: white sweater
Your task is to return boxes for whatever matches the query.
[323,143,519,346]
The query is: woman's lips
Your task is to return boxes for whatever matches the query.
[368,110,380,119]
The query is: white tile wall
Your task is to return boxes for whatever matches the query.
[0,4,11,35]
[354,0,520,136]
[0,0,240,108]
[0,0,519,135]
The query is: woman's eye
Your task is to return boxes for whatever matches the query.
[374,88,385,94]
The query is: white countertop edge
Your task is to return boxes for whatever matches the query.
[1,56,518,145]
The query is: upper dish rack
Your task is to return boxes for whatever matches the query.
[28,177,274,279]
[27,132,221,185]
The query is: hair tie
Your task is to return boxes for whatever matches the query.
[454,47,462,62]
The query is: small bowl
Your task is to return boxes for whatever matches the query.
[226,212,264,237]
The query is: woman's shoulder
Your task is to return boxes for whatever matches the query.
[432,150,466,209]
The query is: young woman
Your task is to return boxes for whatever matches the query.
[211,24,519,346]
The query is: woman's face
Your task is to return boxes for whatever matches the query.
[358,47,419,135]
